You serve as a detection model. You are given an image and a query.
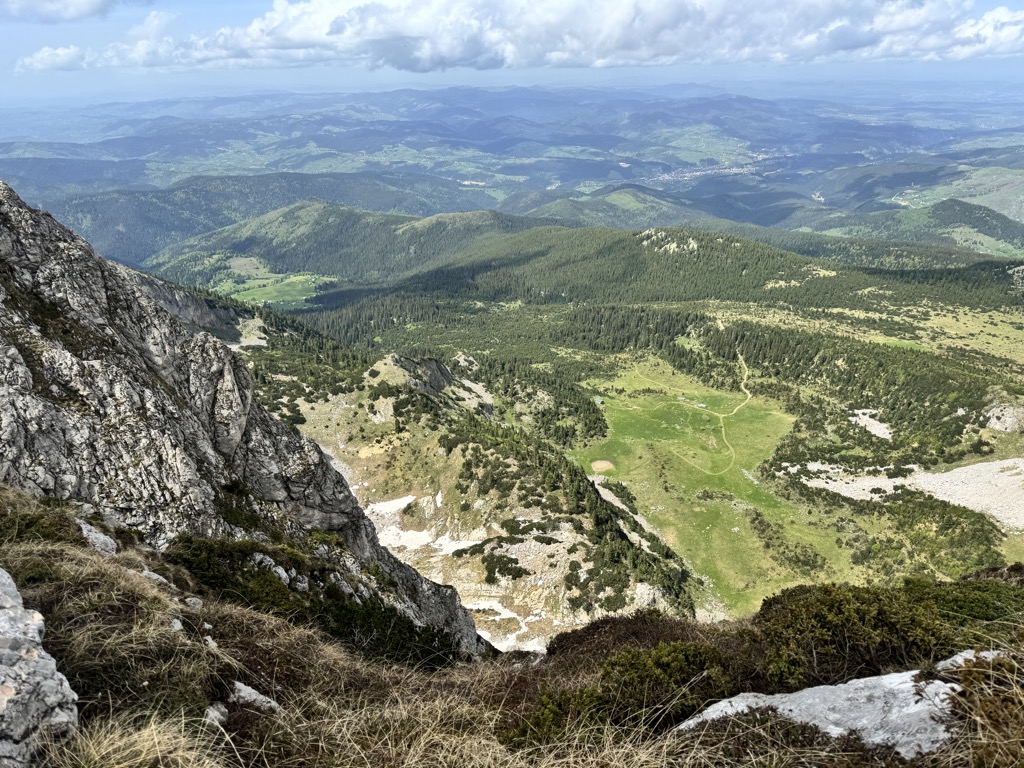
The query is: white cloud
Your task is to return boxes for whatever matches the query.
[14,0,1024,73]
[15,44,86,71]
[0,0,145,22]
[950,7,1024,59]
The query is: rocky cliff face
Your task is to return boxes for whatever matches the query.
[0,180,486,655]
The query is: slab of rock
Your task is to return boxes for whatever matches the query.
[76,520,116,556]
[678,652,991,758]
[229,681,280,713]
[0,568,78,767]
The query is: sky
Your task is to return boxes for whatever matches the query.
[2,0,1024,106]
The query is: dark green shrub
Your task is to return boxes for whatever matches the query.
[597,641,732,728]
[166,535,464,666]
[901,576,1024,626]
[751,583,955,689]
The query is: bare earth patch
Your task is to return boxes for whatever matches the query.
[589,475,628,511]
[590,460,615,473]
[911,459,1024,529]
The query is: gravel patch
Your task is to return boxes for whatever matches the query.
[849,409,893,440]
[801,458,1024,529]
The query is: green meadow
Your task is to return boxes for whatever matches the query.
[574,357,867,615]
[208,257,334,308]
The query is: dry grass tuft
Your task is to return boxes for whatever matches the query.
[39,716,234,768]
[932,643,1024,768]
[0,540,238,718]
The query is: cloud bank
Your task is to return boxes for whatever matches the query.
[1,0,145,23]
[14,0,1024,73]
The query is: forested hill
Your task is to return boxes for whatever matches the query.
[140,195,1024,319]
[685,217,1002,269]
[146,202,559,287]
[308,224,1024,315]
[794,198,1024,260]
[46,171,499,267]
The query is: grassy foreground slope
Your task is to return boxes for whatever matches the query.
[4,483,1024,768]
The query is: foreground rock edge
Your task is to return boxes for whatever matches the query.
[678,650,998,758]
[0,567,78,768]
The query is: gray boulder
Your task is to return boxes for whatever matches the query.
[0,568,78,767]
[679,651,993,758]
[76,520,117,556]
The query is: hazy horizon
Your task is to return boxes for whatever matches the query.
[3,0,1024,108]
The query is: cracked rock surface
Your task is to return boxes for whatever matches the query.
[0,180,486,655]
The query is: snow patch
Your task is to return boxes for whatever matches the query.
[365,495,418,516]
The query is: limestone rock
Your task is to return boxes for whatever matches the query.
[0,568,78,767]
[204,702,228,727]
[678,651,994,758]
[76,521,117,556]
[987,404,1024,433]
[0,180,487,655]
[229,681,280,713]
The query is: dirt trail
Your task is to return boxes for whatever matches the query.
[634,353,752,477]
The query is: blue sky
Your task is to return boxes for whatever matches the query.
[3,0,1024,106]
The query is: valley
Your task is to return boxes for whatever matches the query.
[3,85,1024,648]
[2,68,1024,768]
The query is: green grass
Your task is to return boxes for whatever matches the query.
[875,337,930,351]
[894,167,1024,221]
[228,273,333,308]
[571,357,855,615]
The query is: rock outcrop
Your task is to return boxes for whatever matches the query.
[678,651,996,758]
[0,568,78,768]
[0,180,487,654]
[987,403,1024,433]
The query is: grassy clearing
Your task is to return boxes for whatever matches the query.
[228,274,333,308]
[572,357,864,615]
[201,256,336,308]
[708,299,1024,373]
[918,307,1024,368]
[1002,533,1024,565]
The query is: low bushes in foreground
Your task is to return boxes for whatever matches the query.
[2,485,1023,768]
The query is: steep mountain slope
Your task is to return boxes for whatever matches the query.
[0,180,487,655]
[287,353,694,650]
